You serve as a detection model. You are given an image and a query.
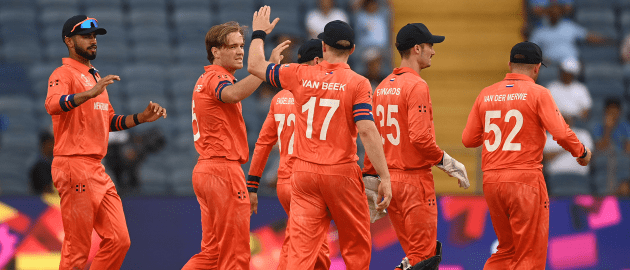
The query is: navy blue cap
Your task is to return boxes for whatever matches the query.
[395,23,444,51]
[62,15,107,41]
[511,41,546,67]
[297,39,323,63]
[317,20,354,50]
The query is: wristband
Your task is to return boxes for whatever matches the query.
[579,144,588,159]
[133,113,141,125]
[247,175,261,193]
[252,30,267,41]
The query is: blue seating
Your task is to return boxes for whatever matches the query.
[579,45,620,63]
[125,81,167,97]
[548,173,592,196]
[85,8,125,28]
[92,41,128,64]
[0,7,36,25]
[171,167,194,196]
[174,44,208,65]
[0,0,35,8]
[132,43,173,65]
[1,24,39,43]
[167,65,203,86]
[171,79,197,98]
[36,0,78,9]
[0,63,34,95]
[128,9,168,28]
[129,26,171,46]
[173,9,213,27]
[121,63,165,81]
[127,0,167,9]
[44,42,69,62]
[575,9,615,28]
[80,0,122,7]
[40,7,80,26]
[584,63,623,82]
[217,10,255,26]
[586,80,625,100]
[574,0,615,8]
[127,94,169,114]
[172,0,211,10]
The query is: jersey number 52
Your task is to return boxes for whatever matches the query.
[484,109,523,152]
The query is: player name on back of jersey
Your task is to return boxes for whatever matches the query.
[277,97,294,105]
[483,93,527,102]
[302,80,346,91]
[375,88,401,96]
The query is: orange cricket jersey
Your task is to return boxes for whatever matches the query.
[45,58,122,159]
[192,65,248,163]
[362,67,444,175]
[462,73,585,171]
[248,90,297,180]
[265,61,374,165]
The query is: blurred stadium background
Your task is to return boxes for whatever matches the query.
[0,0,629,269]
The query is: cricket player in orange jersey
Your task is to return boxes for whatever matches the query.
[248,7,392,269]
[46,15,167,269]
[248,39,331,270]
[182,21,287,270]
[362,23,470,270]
[462,42,592,270]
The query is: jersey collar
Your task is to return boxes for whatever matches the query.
[62,57,95,74]
[319,61,350,70]
[205,65,236,81]
[393,67,419,77]
[504,73,535,83]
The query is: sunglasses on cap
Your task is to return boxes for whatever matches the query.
[70,17,99,33]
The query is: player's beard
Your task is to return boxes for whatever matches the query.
[76,45,97,60]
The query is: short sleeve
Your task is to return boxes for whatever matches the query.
[45,69,75,115]
[352,79,374,122]
[206,73,233,103]
[267,63,301,91]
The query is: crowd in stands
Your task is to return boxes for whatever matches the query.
[0,0,391,196]
[525,0,630,196]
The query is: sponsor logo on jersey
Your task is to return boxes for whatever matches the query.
[277,97,294,105]
[195,85,203,92]
[80,74,94,87]
[94,102,108,111]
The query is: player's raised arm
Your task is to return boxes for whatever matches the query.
[247,5,284,80]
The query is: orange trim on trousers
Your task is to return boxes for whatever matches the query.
[51,156,130,270]
[388,170,437,265]
[287,160,371,270]
[276,176,330,270]
[483,169,549,270]
[183,159,250,270]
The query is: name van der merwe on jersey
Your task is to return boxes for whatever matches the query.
[301,79,346,91]
[483,93,528,102]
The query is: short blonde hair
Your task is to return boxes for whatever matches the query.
[205,21,247,63]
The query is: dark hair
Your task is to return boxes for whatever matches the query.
[326,40,352,56]
[205,21,247,63]
[604,97,621,110]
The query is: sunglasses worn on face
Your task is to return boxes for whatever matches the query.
[70,18,98,33]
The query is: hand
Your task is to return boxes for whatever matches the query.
[249,192,258,215]
[437,152,470,189]
[363,175,387,223]
[376,175,392,211]
[90,75,120,98]
[252,5,280,34]
[269,40,291,64]
[138,101,167,123]
[577,147,592,166]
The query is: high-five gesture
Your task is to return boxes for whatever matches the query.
[252,5,279,34]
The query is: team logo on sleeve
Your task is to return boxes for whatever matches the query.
[80,74,94,87]
[419,104,427,113]
[49,80,59,87]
